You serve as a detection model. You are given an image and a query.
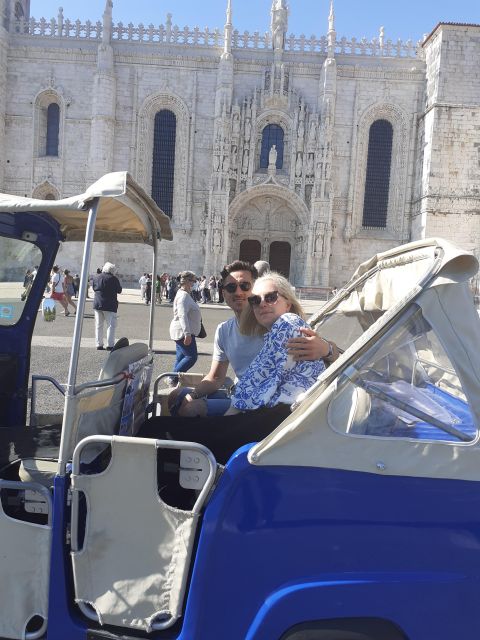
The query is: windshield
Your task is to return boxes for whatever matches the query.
[0,236,42,326]
[328,304,476,443]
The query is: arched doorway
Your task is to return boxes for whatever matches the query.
[269,241,291,278]
[239,239,261,265]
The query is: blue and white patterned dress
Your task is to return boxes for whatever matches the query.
[232,313,325,411]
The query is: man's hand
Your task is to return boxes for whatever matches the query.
[286,327,338,363]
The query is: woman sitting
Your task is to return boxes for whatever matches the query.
[140,273,324,464]
[225,271,325,414]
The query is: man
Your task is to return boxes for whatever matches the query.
[139,273,148,300]
[49,265,70,316]
[93,262,122,351]
[176,260,336,417]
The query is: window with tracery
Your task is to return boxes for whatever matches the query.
[260,124,284,169]
[362,119,393,228]
[151,110,176,217]
[46,103,60,157]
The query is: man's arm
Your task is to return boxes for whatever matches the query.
[188,359,230,398]
[286,327,339,364]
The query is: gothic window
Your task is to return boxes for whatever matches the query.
[46,103,60,157]
[362,119,393,228]
[151,109,176,217]
[260,124,284,169]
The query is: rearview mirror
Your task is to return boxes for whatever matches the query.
[41,298,56,322]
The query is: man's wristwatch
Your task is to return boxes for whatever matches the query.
[190,390,200,400]
[324,340,334,363]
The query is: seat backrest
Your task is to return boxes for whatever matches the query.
[71,436,216,632]
[66,343,152,462]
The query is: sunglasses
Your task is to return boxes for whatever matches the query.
[248,291,280,307]
[224,281,252,294]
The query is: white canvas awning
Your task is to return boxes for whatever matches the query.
[0,172,172,244]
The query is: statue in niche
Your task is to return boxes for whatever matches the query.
[232,113,240,137]
[213,228,223,252]
[244,118,252,143]
[268,145,277,167]
[297,118,305,152]
[242,148,249,174]
[231,145,238,169]
[306,153,314,176]
[213,154,220,172]
[307,120,317,148]
[295,153,303,177]
[222,154,230,173]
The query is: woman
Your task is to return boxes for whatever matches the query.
[226,272,325,413]
[63,269,77,314]
[169,271,202,381]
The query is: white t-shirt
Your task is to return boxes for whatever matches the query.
[213,316,264,380]
[52,273,64,293]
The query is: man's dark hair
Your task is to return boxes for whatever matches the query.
[220,260,258,281]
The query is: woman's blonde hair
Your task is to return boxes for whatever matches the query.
[239,272,305,336]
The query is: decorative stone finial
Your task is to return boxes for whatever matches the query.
[102,0,113,44]
[327,0,336,58]
[223,0,232,58]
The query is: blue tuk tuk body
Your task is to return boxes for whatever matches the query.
[1,175,480,640]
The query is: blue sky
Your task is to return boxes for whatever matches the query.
[32,0,479,44]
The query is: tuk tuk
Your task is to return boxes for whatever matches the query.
[0,178,479,640]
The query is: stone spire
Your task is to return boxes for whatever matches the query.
[270,0,289,53]
[102,0,113,44]
[222,0,232,59]
[327,0,336,57]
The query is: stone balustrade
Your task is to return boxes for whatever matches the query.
[12,13,422,58]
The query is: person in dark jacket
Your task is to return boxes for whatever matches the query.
[92,262,122,351]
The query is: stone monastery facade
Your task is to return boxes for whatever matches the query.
[0,0,479,286]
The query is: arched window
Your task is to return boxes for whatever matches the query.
[362,119,393,228]
[151,109,176,217]
[260,124,284,169]
[14,2,24,19]
[46,103,60,157]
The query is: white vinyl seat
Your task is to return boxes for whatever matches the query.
[70,435,216,633]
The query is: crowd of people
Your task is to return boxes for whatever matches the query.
[138,272,226,305]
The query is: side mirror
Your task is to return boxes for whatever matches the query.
[41,298,56,322]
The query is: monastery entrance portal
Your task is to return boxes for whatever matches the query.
[229,186,309,285]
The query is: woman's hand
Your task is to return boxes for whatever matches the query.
[286,327,338,362]
[183,334,192,346]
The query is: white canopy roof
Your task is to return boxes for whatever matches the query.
[0,172,172,244]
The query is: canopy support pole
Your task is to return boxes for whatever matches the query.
[147,233,159,350]
[57,199,99,475]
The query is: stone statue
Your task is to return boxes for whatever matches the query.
[306,153,314,176]
[295,153,303,177]
[307,120,317,148]
[231,144,238,169]
[242,148,249,173]
[297,118,305,152]
[244,118,251,142]
[232,113,240,137]
[213,228,223,252]
[271,0,288,51]
[213,154,220,172]
[222,154,230,173]
[268,145,277,166]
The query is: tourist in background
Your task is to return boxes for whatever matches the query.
[92,262,122,351]
[169,271,202,384]
[63,269,77,314]
[49,265,70,316]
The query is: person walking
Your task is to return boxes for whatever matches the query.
[92,262,122,351]
[49,265,70,316]
[169,271,202,384]
[145,273,152,305]
[139,273,148,300]
[63,269,77,314]
[208,275,217,303]
[155,275,162,304]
